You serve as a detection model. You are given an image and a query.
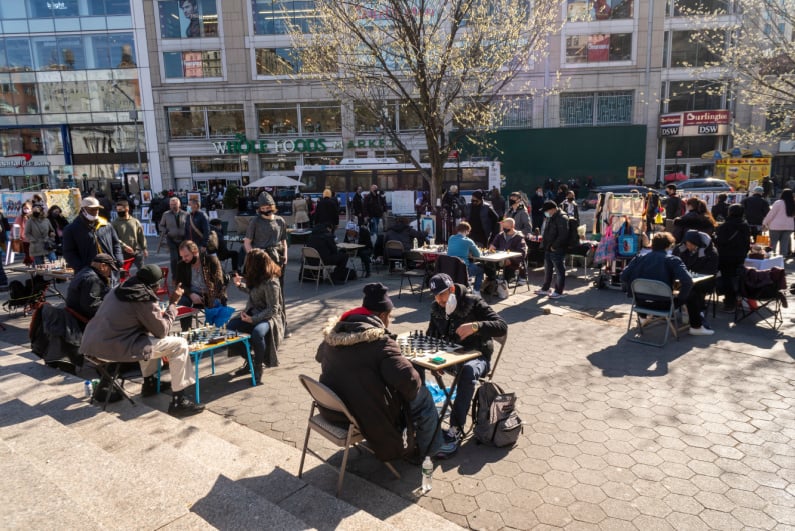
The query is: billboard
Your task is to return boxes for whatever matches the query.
[659,110,731,137]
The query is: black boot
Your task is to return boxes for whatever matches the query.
[168,391,205,417]
[233,360,250,376]
[141,375,170,397]
[253,366,263,386]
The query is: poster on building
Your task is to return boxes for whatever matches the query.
[2,192,23,219]
[714,158,772,192]
[45,189,82,221]
[588,34,610,62]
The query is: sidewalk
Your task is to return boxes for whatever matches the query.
[1,238,793,530]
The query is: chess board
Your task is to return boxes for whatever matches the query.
[396,331,462,359]
[173,325,245,351]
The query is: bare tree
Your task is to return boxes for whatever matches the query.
[686,0,795,146]
[290,0,560,204]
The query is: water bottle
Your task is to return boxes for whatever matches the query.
[412,238,418,250]
[421,456,433,493]
[84,380,93,398]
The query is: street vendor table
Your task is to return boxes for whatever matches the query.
[397,332,481,455]
[9,265,74,300]
[157,331,253,404]
[745,255,785,270]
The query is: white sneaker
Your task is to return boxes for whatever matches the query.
[689,326,715,336]
[548,292,565,299]
[534,289,549,296]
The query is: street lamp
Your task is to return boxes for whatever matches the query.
[111,81,142,197]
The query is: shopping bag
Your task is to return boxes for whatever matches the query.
[653,206,665,225]
[593,225,616,265]
[616,222,639,258]
[204,301,235,327]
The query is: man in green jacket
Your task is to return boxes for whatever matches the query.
[112,200,147,271]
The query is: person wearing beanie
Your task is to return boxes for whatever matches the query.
[536,199,569,299]
[427,273,508,442]
[343,220,373,277]
[742,186,770,241]
[316,283,458,461]
[465,190,500,247]
[243,191,288,277]
[80,264,205,416]
[673,230,719,335]
[715,204,751,312]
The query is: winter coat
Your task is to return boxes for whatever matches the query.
[316,312,419,461]
[672,233,719,275]
[238,277,285,368]
[66,265,111,320]
[489,231,528,267]
[307,224,343,264]
[715,217,751,264]
[24,216,54,257]
[466,202,500,247]
[80,278,178,362]
[62,215,123,271]
[185,210,211,248]
[385,222,423,256]
[30,303,85,368]
[529,194,546,229]
[426,283,507,360]
[672,212,715,242]
[620,249,693,301]
[158,208,188,244]
[505,204,532,234]
[351,192,363,216]
[541,210,569,252]
[742,194,770,226]
[112,216,147,258]
[363,191,385,218]
[762,199,795,231]
[314,197,339,228]
[664,194,685,219]
[292,198,310,224]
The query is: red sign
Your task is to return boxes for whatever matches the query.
[659,114,682,126]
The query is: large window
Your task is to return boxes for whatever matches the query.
[252,0,317,35]
[665,30,723,68]
[70,124,144,155]
[0,79,39,115]
[255,48,302,75]
[190,156,248,173]
[1,1,130,18]
[163,50,222,79]
[566,33,632,63]
[498,98,533,129]
[560,91,633,126]
[668,0,731,16]
[0,34,135,72]
[0,127,62,155]
[567,0,634,21]
[167,105,244,139]
[159,0,218,39]
[256,104,299,134]
[299,103,341,133]
[663,81,726,113]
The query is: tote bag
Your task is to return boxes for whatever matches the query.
[593,225,616,264]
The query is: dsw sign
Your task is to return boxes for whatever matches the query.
[212,134,327,155]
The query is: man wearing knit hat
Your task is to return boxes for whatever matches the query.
[80,264,205,416]
[316,283,458,461]
[243,191,288,274]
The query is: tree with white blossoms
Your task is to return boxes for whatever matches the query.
[686,0,795,146]
[290,0,560,205]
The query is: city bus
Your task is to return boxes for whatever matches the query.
[293,157,502,212]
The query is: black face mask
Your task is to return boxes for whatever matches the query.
[503,228,511,234]
[260,210,273,217]
[509,198,517,205]
[117,210,127,217]
[190,256,197,265]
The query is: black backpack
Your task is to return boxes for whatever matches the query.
[565,214,580,251]
[8,280,29,300]
[471,381,522,447]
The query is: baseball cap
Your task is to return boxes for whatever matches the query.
[429,273,454,295]
[91,253,119,271]
[81,197,101,208]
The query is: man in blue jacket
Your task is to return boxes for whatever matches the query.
[62,197,123,273]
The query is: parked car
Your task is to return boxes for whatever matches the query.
[581,185,654,210]
[670,178,733,193]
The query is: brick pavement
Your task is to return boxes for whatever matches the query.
[2,240,794,530]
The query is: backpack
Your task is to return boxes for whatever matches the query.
[8,279,29,301]
[471,381,522,447]
[565,214,580,252]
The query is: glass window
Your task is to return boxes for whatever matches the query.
[398,101,422,131]
[498,97,533,129]
[57,36,86,70]
[87,0,131,15]
[259,154,297,171]
[566,33,632,63]
[28,0,80,18]
[38,82,68,113]
[190,156,244,173]
[298,102,341,134]
[666,30,723,68]
[168,106,207,138]
[256,104,299,135]
[670,0,731,16]
[0,4,27,19]
[252,0,317,35]
[207,105,245,137]
[566,0,634,21]
[159,0,218,39]
[354,101,395,133]
[70,123,143,154]
[4,39,34,72]
[91,33,136,69]
[663,81,725,113]
[255,48,302,75]
[163,50,222,78]
[560,91,633,126]
[0,77,39,115]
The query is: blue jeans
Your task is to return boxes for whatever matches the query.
[450,357,490,429]
[411,385,445,456]
[770,230,792,256]
[467,262,484,291]
[542,250,566,294]
[227,317,271,368]
[369,217,381,235]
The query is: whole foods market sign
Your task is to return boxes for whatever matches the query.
[659,110,731,137]
[212,134,327,155]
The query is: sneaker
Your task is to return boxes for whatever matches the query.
[141,377,169,397]
[689,326,715,336]
[534,289,550,296]
[548,292,565,299]
[168,395,205,417]
[433,440,459,460]
[443,426,462,443]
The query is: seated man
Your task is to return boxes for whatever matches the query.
[79,265,204,416]
[306,222,349,282]
[316,283,457,460]
[66,253,117,325]
[447,221,484,296]
[209,218,240,273]
[620,232,701,333]
[175,240,227,331]
[427,273,508,441]
[384,217,424,258]
[485,217,528,284]
[672,230,719,335]
[343,221,373,278]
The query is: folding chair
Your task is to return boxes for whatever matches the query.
[384,241,405,273]
[434,254,471,287]
[120,257,135,281]
[84,356,136,411]
[398,250,433,300]
[627,279,680,347]
[297,374,400,497]
[734,267,786,330]
[300,247,336,292]
[508,255,531,294]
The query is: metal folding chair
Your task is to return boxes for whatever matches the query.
[627,279,680,347]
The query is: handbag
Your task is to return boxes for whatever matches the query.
[616,222,639,258]
[204,300,235,327]
[593,225,616,264]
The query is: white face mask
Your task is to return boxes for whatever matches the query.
[544,211,551,218]
[83,211,97,221]
[445,293,457,315]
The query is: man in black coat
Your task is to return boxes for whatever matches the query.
[742,186,770,241]
[62,197,123,273]
[465,190,500,247]
[715,204,751,312]
[351,186,364,226]
[306,223,348,281]
[66,253,117,323]
[536,200,570,298]
[427,273,508,441]
[663,184,685,220]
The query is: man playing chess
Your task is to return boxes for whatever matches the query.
[426,273,507,441]
[315,283,458,461]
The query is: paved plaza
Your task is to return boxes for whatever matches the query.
[1,240,793,530]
